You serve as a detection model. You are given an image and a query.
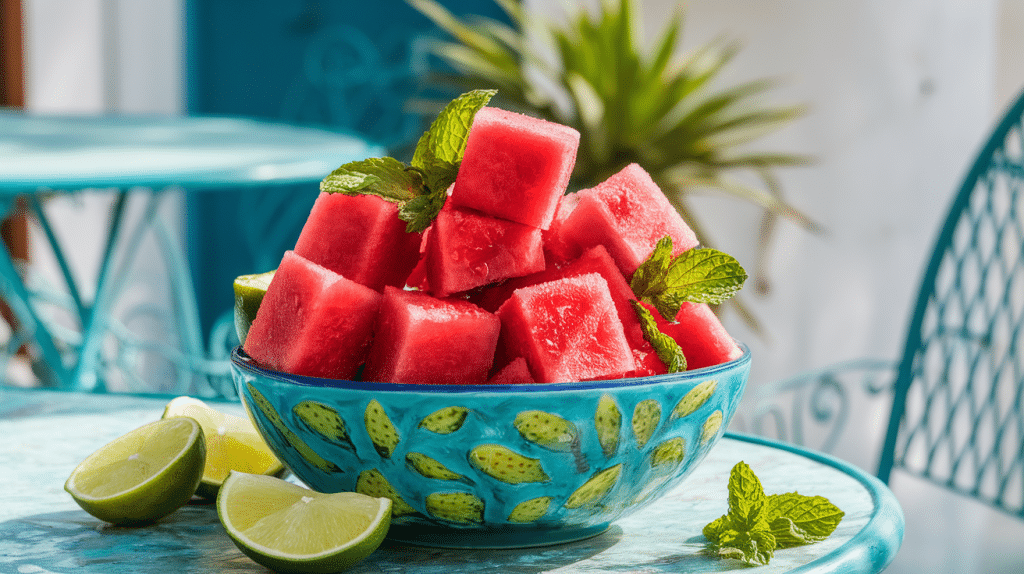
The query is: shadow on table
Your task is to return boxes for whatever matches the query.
[0,505,253,573]
[373,527,622,573]
[1,503,625,573]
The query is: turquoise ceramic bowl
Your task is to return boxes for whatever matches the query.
[230,345,750,548]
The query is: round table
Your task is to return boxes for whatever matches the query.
[0,111,382,395]
[0,387,905,573]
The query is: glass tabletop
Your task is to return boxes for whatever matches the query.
[0,387,904,573]
[0,110,383,191]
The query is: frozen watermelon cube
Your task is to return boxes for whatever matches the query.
[647,301,743,370]
[496,273,635,384]
[243,251,381,379]
[424,205,545,297]
[294,192,422,291]
[363,287,501,385]
[451,106,580,230]
[547,163,699,276]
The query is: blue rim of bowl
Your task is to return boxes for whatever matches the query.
[230,343,750,394]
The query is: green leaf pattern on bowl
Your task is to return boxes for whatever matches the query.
[425,491,486,524]
[234,347,751,544]
[418,406,470,434]
[631,399,662,449]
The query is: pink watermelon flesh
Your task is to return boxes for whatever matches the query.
[244,251,381,379]
[549,163,700,276]
[627,345,670,378]
[486,356,535,385]
[294,192,422,291]
[476,245,645,349]
[363,287,501,385]
[451,106,580,230]
[648,301,743,370]
[496,273,635,384]
[424,204,545,297]
[541,191,582,263]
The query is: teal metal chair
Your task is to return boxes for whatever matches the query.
[744,87,1024,520]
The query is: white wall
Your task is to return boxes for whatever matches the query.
[23,0,183,114]
[18,0,1024,571]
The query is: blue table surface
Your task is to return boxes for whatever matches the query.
[0,110,384,190]
[0,387,904,573]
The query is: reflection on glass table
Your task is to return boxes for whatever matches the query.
[0,111,381,396]
[0,387,904,573]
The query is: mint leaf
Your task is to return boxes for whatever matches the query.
[412,89,496,170]
[666,248,748,305]
[727,461,768,532]
[629,236,674,305]
[630,300,686,372]
[411,88,496,194]
[399,191,448,234]
[702,462,844,566]
[320,157,424,201]
[702,514,730,545]
[631,236,748,320]
[717,527,776,566]
[765,493,845,548]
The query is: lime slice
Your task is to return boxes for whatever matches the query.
[162,396,286,499]
[233,269,276,344]
[64,417,206,525]
[218,472,391,573]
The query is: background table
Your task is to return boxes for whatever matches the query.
[0,387,905,573]
[0,111,381,395]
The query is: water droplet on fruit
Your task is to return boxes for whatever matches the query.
[471,262,489,278]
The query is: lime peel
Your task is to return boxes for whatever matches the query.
[217,472,391,573]
[64,417,206,525]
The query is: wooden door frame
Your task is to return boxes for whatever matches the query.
[1,0,29,358]
[0,0,27,263]
[1,0,25,108]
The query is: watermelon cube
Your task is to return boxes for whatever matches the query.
[547,163,699,276]
[496,273,635,384]
[647,301,743,370]
[451,106,580,230]
[424,205,545,297]
[476,245,645,349]
[243,251,381,379]
[485,357,535,385]
[363,287,501,385]
[293,192,422,291]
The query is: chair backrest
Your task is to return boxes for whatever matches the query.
[878,88,1024,519]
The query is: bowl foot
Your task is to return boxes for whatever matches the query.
[385,523,611,549]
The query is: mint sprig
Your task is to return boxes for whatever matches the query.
[320,157,423,200]
[703,462,844,566]
[319,89,496,232]
[630,236,748,321]
[630,300,686,373]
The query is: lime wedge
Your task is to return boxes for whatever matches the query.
[218,472,391,573]
[162,396,286,499]
[234,269,276,344]
[64,417,206,525]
